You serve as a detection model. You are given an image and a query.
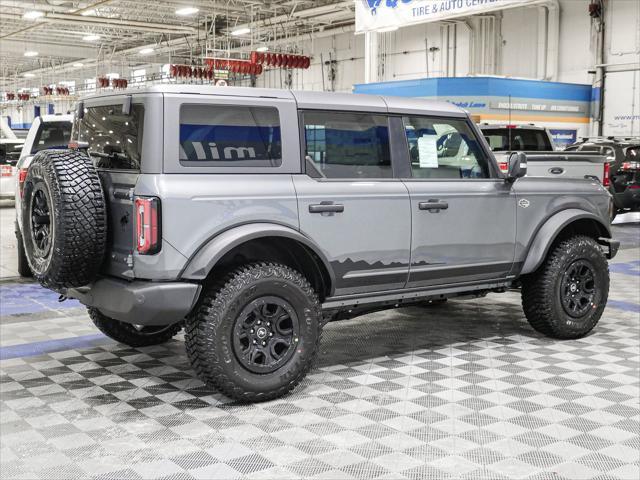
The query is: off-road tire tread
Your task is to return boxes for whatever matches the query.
[184,262,322,402]
[23,150,106,290]
[15,227,32,277]
[88,308,183,347]
[521,235,609,339]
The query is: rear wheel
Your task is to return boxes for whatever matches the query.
[521,235,609,339]
[88,308,183,347]
[185,263,322,402]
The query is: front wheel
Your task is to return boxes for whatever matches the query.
[521,235,609,339]
[185,263,322,402]
[88,308,183,347]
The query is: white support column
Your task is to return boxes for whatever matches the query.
[364,30,379,83]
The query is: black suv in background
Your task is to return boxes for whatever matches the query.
[566,137,640,217]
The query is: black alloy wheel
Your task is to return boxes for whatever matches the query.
[560,260,597,318]
[233,296,300,374]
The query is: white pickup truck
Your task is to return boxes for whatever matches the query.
[479,124,610,184]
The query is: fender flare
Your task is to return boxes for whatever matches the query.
[520,209,611,275]
[179,222,335,289]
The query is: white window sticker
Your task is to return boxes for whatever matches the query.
[417,135,438,168]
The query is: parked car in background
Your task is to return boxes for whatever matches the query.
[479,123,610,185]
[565,137,640,217]
[1,117,24,200]
[14,114,73,276]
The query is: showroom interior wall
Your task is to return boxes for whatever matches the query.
[255,0,638,136]
[2,0,638,136]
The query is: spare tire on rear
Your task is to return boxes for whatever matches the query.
[22,149,106,290]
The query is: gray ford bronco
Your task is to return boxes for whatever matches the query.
[21,85,619,402]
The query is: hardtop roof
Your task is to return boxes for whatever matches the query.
[79,85,467,116]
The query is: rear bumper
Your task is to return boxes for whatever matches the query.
[68,277,201,326]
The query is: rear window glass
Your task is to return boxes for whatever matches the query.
[483,128,553,151]
[179,105,282,167]
[77,104,144,170]
[31,121,72,154]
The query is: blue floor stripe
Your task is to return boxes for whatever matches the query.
[608,300,640,314]
[0,334,109,361]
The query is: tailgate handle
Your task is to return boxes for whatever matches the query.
[113,188,133,200]
[549,167,564,175]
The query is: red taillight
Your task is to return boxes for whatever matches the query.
[0,165,13,177]
[18,168,28,198]
[629,184,640,190]
[506,124,517,129]
[603,162,611,187]
[135,197,161,255]
[498,161,509,173]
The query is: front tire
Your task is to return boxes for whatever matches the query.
[89,308,183,347]
[185,263,322,402]
[521,235,609,339]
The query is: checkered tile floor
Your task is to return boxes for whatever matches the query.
[1,226,639,480]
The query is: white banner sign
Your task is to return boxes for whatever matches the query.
[356,0,537,33]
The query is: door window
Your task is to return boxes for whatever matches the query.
[403,117,490,179]
[303,111,391,179]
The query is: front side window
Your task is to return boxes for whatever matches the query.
[77,104,144,170]
[32,121,72,154]
[404,117,490,179]
[179,105,281,167]
[303,111,391,179]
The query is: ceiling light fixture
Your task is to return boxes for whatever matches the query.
[23,73,35,78]
[231,27,251,36]
[175,7,199,16]
[83,34,101,42]
[24,51,38,57]
[81,9,96,16]
[139,47,154,55]
[73,63,84,67]
[23,10,44,20]
[256,46,269,52]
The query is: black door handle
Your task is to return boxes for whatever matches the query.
[309,203,344,213]
[419,200,449,212]
[549,167,565,175]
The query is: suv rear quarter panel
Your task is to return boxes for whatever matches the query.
[133,174,300,279]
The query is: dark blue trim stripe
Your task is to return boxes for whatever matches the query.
[0,334,108,361]
[354,77,592,102]
[608,300,640,314]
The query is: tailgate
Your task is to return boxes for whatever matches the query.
[98,170,139,278]
[526,160,605,181]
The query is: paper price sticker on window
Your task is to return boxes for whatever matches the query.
[417,135,438,168]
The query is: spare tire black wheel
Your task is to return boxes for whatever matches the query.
[22,149,107,290]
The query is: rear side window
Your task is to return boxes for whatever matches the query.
[303,111,391,179]
[483,128,553,151]
[78,104,144,170]
[31,121,72,154]
[179,105,281,167]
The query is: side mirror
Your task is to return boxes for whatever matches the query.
[507,152,527,182]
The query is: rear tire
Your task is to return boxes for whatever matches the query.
[15,227,32,278]
[22,150,106,290]
[521,235,609,339]
[185,263,322,402]
[88,308,183,347]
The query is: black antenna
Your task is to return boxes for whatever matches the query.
[508,94,512,151]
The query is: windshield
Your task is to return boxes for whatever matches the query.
[483,128,553,151]
[31,121,72,154]
[76,104,144,170]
